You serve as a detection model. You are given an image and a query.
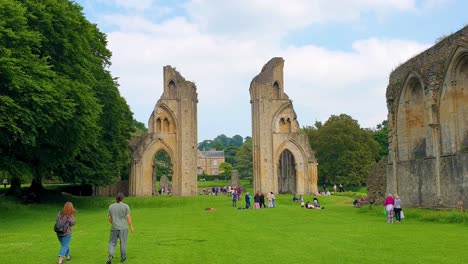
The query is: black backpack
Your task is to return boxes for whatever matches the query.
[54,214,69,234]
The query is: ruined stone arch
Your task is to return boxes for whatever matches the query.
[129,66,197,197]
[440,46,468,154]
[272,103,297,134]
[151,103,177,134]
[396,73,427,161]
[130,139,175,196]
[386,26,468,209]
[250,57,318,195]
[275,140,307,194]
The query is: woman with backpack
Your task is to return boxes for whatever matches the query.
[55,202,76,264]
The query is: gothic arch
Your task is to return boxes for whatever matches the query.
[273,81,280,99]
[130,139,176,197]
[168,80,177,99]
[396,73,427,161]
[440,46,468,154]
[130,66,197,197]
[272,102,296,134]
[275,140,307,194]
[151,103,178,134]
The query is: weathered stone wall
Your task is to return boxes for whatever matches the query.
[250,58,318,195]
[229,170,242,189]
[93,180,129,197]
[367,159,387,205]
[129,66,198,197]
[386,25,468,208]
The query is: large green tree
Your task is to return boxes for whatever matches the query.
[234,138,253,179]
[0,0,133,194]
[370,120,389,161]
[304,114,379,186]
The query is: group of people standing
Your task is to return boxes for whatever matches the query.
[384,194,403,223]
[54,192,135,264]
[243,191,275,209]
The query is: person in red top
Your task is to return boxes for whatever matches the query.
[384,194,395,223]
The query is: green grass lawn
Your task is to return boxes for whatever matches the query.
[0,193,467,264]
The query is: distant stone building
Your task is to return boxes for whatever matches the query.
[197,149,225,176]
[250,57,318,194]
[386,26,468,208]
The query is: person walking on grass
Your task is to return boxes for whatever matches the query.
[271,192,276,208]
[393,194,403,223]
[55,202,76,264]
[232,190,238,207]
[260,192,266,208]
[267,192,273,208]
[384,194,395,223]
[107,193,135,264]
[245,192,251,209]
[254,191,261,209]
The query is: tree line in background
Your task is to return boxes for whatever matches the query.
[0,1,389,197]
[198,134,253,181]
[302,114,388,187]
[0,0,134,197]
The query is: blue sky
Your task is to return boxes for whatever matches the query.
[75,0,467,141]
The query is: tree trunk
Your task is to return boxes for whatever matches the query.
[6,177,22,197]
[28,165,45,202]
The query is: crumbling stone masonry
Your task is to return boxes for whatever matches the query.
[129,66,198,196]
[386,26,468,208]
[250,58,318,195]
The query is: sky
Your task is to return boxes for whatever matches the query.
[74,0,467,141]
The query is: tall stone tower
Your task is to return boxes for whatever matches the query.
[250,57,318,194]
[129,66,198,196]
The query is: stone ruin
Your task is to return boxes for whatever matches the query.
[367,159,387,206]
[386,25,468,208]
[229,170,242,189]
[159,176,172,195]
[250,58,318,195]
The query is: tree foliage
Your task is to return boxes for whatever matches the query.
[0,0,133,193]
[133,119,147,136]
[198,134,245,169]
[235,138,253,179]
[154,150,172,181]
[370,120,389,161]
[302,114,379,186]
[218,162,233,178]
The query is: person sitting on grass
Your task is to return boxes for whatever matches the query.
[360,196,367,205]
[313,198,321,208]
[293,194,298,202]
[353,197,360,207]
[305,199,325,209]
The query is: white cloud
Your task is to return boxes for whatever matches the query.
[95,0,156,11]
[283,38,429,129]
[82,0,437,139]
[185,0,418,38]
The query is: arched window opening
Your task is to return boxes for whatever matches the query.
[277,149,296,194]
[440,54,468,154]
[153,149,173,196]
[397,76,426,161]
[168,80,176,99]
[279,117,291,133]
[273,81,280,99]
[163,118,170,133]
[156,118,162,133]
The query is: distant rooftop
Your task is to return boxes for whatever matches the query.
[199,150,224,158]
